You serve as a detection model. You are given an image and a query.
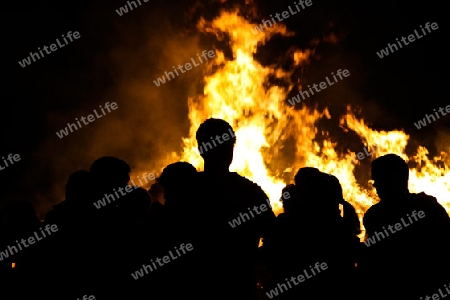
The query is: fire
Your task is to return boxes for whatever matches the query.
[174,9,450,240]
[342,109,450,213]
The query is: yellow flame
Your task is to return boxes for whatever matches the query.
[175,9,450,241]
[342,108,450,215]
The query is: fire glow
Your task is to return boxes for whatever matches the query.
[167,9,450,240]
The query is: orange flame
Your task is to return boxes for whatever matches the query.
[172,9,450,240]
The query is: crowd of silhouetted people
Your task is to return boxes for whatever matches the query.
[1,118,449,300]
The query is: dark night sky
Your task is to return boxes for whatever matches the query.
[2,0,448,216]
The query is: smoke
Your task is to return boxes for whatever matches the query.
[31,0,213,217]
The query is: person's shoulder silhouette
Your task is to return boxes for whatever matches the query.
[263,169,359,300]
[193,118,276,300]
[362,154,450,298]
[363,154,410,234]
[45,170,94,227]
[195,118,275,230]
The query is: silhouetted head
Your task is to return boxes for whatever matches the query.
[294,167,322,204]
[280,184,299,215]
[294,168,341,218]
[65,170,94,204]
[371,154,409,202]
[294,167,321,187]
[90,156,130,191]
[158,162,197,209]
[196,118,236,173]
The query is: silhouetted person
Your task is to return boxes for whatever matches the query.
[263,169,359,299]
[295,167,360,236]
[41,170,98,300]
[258,184,297,297]
[89,156,131,230]
[114,186,157,300]
[191,118,276,300]
[45,170,94,228]
[88,157,131,299]
[90,156,131,204]
[361,154,450,299]
[153,162,199,298]
[158,162,197,213]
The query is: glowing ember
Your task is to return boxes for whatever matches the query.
[174,9,450,240]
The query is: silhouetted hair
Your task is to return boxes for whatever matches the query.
[90,156,130,189]
[158,162,197,210]
[158,162,197,189]
[90,156,130,176]
[196,118,236,145]
[294,167,321,186]
[371,154,409,182]
[294,169,342,216]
